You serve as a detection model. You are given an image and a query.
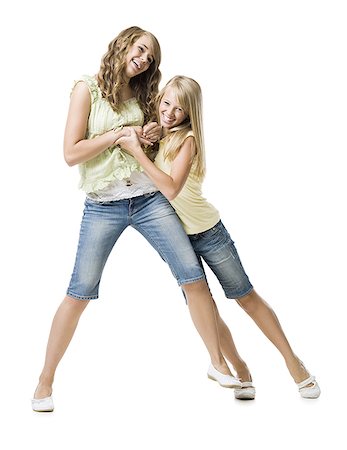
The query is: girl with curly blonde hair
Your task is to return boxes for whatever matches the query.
[32,30,239,412]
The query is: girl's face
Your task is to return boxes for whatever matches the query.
[124,35,154,81]
[159,87,187,129]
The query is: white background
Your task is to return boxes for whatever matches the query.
[1,0,346,448]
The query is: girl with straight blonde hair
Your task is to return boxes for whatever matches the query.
[116,75,321,400]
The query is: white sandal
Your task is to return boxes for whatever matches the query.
[31,396,54,412]
[207,364,241,388]
[297,375,321,399]
[234,381,256,400]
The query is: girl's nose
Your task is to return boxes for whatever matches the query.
[167,107,175,117]
[140,52,149,62]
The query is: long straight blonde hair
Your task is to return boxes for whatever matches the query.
[158,76,206,180]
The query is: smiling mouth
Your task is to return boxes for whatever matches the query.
[132,59,141,70]
[161,115,175,126]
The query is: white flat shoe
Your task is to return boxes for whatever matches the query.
[234,381,256,400]
[207,364,241,388]
[297,375,321,399]
[31,396,54,412]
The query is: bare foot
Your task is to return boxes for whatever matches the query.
[236,369,252,383]
[33,383,52,399]
[211,361,234,376]
[286,356,312,385]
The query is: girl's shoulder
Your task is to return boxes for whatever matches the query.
[71,75,100,103]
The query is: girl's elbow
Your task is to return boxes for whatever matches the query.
[64,152,77,167]
[166,188,179,201]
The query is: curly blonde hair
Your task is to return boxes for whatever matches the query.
[97,26,161,122]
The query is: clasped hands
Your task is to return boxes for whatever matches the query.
[115,122,161,157]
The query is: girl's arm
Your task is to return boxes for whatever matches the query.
[116,127,195,201]
[63,82,125,166]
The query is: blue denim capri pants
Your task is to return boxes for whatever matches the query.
[67,191,205,300]
[188,220,253,299]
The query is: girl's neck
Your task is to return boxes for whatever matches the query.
[119,83,134,102]
[162,127,170,138]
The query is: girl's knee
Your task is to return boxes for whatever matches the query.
[181,280,207,292]
[64,295,90,311]
[182,279,208,295]
[237,290,258,312]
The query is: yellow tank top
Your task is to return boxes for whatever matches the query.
[154,132,220,234]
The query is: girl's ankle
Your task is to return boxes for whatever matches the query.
[233,364,252,382]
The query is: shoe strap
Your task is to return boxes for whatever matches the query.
[297,375,315,390]
[240,381,254,388]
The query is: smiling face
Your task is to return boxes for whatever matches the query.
[159,87,188,130]
[124,34,154,81]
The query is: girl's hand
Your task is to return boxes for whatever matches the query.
[132,126,144,139]
[128,125,153,147]
[115,127,145,156]
[143,122,162,142]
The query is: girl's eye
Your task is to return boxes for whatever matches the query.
[164,101,170,106]
[138,46,152,64]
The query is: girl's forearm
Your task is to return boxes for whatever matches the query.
[64,129,123,166]
[134,150,178,201]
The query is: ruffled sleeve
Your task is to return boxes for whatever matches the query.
[71,75,100,104]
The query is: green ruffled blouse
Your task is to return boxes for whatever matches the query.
[74,75,145,193]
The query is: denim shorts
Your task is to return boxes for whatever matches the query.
[67,192,205,300]
[188,220,253,299]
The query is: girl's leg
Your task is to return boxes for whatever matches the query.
[182,281,232,376]
[237,290,311,383]
[34,199,128,400]
[34,296,89,399]
[213,301,252,382]
[133,193,233,377]
[189,220,314,386]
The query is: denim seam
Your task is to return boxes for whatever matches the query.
[66,290,98,300]
[224,285,254,300]
[178,274,206,287]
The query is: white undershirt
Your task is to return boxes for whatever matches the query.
[87,171,158,202]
